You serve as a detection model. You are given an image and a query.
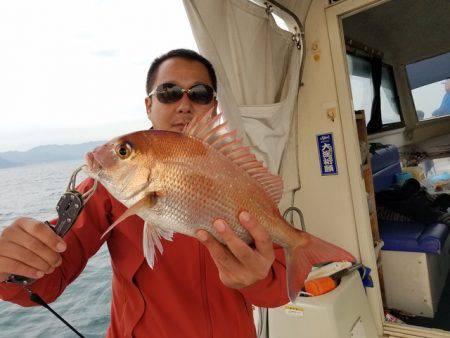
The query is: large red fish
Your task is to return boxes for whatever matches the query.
[85,109,355,302]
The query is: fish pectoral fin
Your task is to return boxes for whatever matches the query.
[157,227,174,242]
[101,193,158,239]
[143,221,174,269]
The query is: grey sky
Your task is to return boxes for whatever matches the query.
[0,0,197,152]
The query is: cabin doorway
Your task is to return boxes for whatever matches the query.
[327,0,450,336]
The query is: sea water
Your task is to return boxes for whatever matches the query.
[0,160,111,338]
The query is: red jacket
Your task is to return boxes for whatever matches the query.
[0,178,288,337]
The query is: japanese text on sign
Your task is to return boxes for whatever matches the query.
[316,133,338,175]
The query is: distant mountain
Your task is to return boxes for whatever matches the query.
[0,156,20,169]
[0,141,105,168]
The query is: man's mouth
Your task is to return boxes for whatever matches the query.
[172,123,188,132]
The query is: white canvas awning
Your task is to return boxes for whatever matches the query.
[183,0,309,200]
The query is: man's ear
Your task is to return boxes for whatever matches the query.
[212,99,218,115]
[145,96,152,120]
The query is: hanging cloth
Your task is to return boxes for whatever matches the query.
[183,0,302,199]
[367,57,382,133]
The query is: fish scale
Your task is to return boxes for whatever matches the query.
[154,162,252,242]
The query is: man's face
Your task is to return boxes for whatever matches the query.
[145,57,217,132]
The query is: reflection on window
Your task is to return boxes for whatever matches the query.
[347,55,373,122]
[406,52,450,121]
[346,54,402,129]
[381,67,402,124]
[410,80,450,121]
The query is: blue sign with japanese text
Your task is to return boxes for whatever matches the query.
[316,133,338,175]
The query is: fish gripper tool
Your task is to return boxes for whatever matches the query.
[6,165,98,285]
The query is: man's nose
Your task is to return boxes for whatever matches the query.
[176,92,194,114]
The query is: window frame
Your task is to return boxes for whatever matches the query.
[405,51,450,124]
[346,52,405,134]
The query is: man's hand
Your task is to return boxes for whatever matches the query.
[0,217,66,282]
[196,211,275,289]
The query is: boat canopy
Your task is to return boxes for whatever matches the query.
[183,0,312,199]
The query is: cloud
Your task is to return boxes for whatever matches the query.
[92,49,118,58]
[0,0,197,151]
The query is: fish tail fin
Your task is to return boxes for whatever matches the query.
[285,234,355,303]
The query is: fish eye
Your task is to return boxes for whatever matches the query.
[115,142,132,159]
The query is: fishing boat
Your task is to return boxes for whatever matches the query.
[3,1,449,337]
[184,0,450,337]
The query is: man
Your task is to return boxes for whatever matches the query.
[0,49,288,337]
[432,78,450,118]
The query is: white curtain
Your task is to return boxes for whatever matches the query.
[183,0,303,203]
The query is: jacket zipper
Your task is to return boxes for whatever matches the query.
[199,244,213,338]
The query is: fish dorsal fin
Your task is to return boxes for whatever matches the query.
[183,109,283,204]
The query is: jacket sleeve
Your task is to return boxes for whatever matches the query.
[239,245,288,307]
[0,178,113,307]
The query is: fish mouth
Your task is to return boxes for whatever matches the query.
[85,151,103,173]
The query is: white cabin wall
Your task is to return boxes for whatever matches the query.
[294,0,360,257]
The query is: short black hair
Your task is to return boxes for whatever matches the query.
[146,49,217,95]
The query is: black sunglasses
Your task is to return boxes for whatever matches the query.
[149,83,216,105]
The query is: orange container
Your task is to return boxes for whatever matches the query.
[305,277,337,296]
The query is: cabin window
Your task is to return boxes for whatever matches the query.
[247,0,296,34]
[346,54,403,133]
[406,52,450,121]
[271,12,290,32]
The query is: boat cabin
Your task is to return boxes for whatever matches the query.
[190,0,449,337]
